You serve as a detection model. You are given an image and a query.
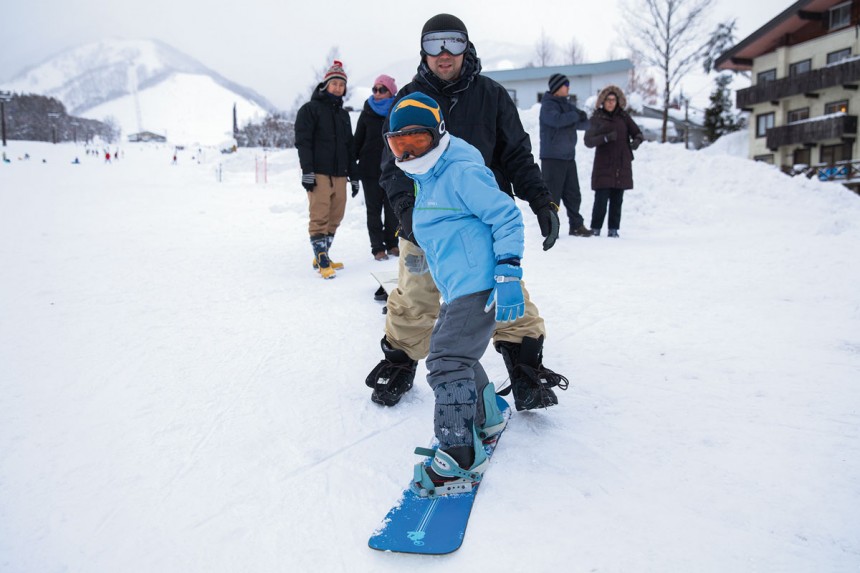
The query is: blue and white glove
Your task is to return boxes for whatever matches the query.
[484,262,525,322]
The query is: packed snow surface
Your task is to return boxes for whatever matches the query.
[1,121,859,572]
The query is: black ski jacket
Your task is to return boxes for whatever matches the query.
[380,47,552,220]
[295,85,357,179]
[354,99,386,181]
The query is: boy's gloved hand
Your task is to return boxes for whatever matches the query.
[350,180,360,197]
[484,263,525,322]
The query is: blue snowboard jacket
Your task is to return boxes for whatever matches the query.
[407,135,524,304]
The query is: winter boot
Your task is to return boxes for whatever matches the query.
[325,234,344,269]
[608,229,620,238]
[373,286,388,301]
[310,235,336,279]
[570,224,593,237]
[365,337,417,406]
[495,336,569,411]
[411,426,489,498]
[476,383,507,442]
[592,228,601,236]
[311,234,344,270]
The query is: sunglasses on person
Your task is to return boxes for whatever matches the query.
[372,86,389,94]
[384,124,444,161]
[421,31,468,57]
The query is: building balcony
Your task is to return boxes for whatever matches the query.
[737,59,860,109]
[766,114,857,150]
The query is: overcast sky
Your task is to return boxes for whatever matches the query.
[1,0,792,111]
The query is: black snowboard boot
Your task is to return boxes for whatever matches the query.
[365,337,418,406]
[495,335,569,411]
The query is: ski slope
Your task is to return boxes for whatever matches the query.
[1,121,859,572]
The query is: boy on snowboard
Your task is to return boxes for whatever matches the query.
[383,92,524,494]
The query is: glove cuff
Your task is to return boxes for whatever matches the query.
[494,263,523,279]
[528,193,553,215]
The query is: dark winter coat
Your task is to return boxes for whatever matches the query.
[354,99,386,180]
[380,46,553,219]
[294,85,357,179]
[539,92,589,161]
[584,85,643,191]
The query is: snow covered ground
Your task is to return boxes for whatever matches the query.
[1,122,859,572]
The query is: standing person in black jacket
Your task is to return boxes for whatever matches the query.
[540,73,592,237]
[584,85,644,238]
[364,13,568,412]
[354,74,399,262]
[294,60,359,279]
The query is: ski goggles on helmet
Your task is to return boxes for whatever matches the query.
[421,31,469,57]
[384,124,445,161]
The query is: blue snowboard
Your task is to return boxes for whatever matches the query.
[368,395,511,555]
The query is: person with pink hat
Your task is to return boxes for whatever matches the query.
[355,74,400,263]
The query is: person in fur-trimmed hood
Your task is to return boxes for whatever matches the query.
[583,85,644,238]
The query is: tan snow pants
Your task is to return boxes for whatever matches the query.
[384,237,546,361]
[307,174,347,236]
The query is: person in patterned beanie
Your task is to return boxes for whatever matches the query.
[294,60,359,279]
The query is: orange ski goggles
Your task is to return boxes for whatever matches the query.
[384,126,442,161]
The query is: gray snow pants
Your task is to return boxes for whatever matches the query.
[425,289,497,451]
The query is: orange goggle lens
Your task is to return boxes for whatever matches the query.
[385,129,436,161]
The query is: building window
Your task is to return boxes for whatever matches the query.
[829,1,851,30]
[793,148,811,167]
[757,69,777,84]
[754,154,775,164]
[787,108,810,123]
[827,48,852,65]
[820,142,853,164]
[756,112,775,137]
[789,59,812,77]
[825,100,849,114]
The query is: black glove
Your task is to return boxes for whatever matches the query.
[631,135,644,150]
[578,110,588,123]
[350,180,360,197]
[603,131,617,144]
[397,206,417,246]
[531,199,560,251]
[301,172,316,192]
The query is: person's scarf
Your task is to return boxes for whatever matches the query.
[368,96,394,117]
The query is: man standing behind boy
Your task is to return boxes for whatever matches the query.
[365,13,568,412]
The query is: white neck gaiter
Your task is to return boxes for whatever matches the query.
[395,133,451,176]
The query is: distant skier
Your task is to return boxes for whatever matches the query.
[105,151,111,163]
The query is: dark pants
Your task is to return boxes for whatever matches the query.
[541,158,584,229]
[361,176,397,255]
[591,188,624,231]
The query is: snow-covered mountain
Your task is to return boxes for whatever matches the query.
[2,39,278,145]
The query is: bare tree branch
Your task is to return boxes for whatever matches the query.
[620,0,711,142]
